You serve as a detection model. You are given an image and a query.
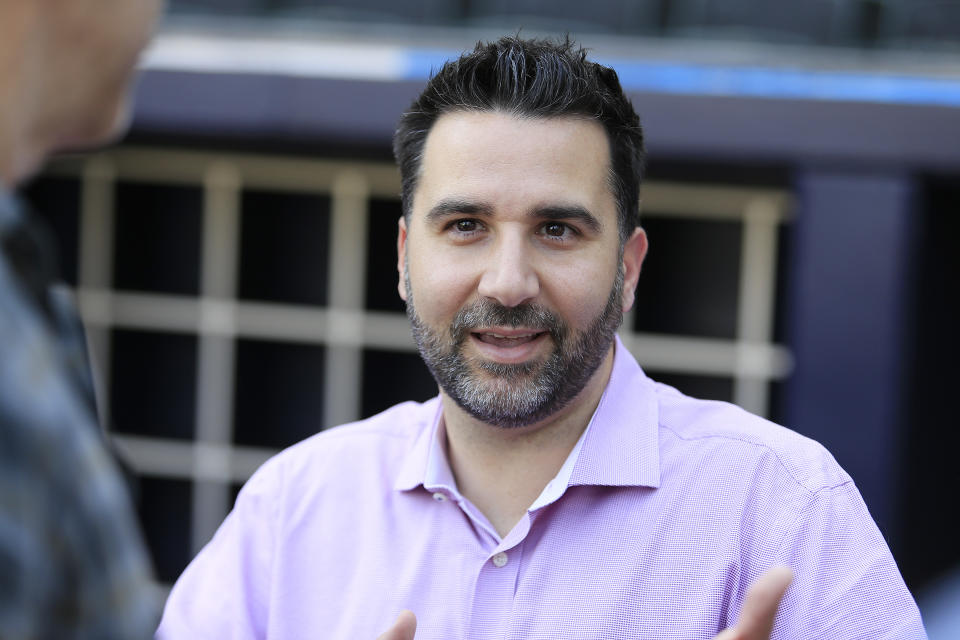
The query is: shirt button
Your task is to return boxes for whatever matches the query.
[432,492,447,502]
[492,552,508,568]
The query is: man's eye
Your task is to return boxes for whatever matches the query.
[543,222,567,237]
[455,220,478,233]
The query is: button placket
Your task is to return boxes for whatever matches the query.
[468,544,522,639]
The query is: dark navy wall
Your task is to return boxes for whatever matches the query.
[784,170,917,548]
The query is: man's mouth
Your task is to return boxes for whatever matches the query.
[471,330,547,348]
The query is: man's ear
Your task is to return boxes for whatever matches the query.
[620,227,648,313]
[397,215,408,302]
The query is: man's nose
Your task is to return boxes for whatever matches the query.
[476,234,540,308]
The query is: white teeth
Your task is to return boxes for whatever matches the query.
[487,332,533,339]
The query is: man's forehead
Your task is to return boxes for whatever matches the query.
[413,110,614,211]
[423,110,609,150]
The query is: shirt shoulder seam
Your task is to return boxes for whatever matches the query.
[658,420,852,496]
[773,481,857,560]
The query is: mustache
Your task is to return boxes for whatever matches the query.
[449,299,567,343]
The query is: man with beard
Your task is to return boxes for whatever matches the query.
[0,0,164,637]
[158,37,925,639]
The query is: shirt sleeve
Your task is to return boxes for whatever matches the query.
[46,409,160,640]
[768,481,927,639]
[156,460,281,640]
[1,254,158,640]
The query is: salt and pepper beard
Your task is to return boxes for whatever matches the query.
[405,263,625,428]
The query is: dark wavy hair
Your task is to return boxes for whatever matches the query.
[393,35,644,242]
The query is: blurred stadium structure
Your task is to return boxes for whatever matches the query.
[22,0,960,626]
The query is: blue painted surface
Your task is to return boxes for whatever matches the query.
[784,170,916,550]
[402,49,960,107]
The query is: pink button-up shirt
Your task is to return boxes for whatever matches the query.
[157,337,925,639]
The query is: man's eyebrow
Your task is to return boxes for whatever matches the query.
[532,205,603,234]
[425,199,493,223]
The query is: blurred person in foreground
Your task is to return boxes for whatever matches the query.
[158,37,926,639]
[0,0,164,637]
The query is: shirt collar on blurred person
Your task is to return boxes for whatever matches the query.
[0,183,18,228]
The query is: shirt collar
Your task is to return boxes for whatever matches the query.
[568,334,661,489]
[393,334,661,493]
[421,414,460,496]
[393,398,445,492]
[0,184,21,228]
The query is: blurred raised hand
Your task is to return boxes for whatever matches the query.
[713,566,794,640]
[377,610,417,640]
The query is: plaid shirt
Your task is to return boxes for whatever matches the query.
[0,188,158,639]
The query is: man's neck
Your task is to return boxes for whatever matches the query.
[441,346,616,538]
[0,61,47,190]
[0,71,23,190]
[0,129,40,192]
[0,2,52,191]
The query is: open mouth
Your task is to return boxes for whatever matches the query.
[471,330,548,348]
